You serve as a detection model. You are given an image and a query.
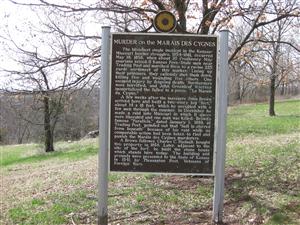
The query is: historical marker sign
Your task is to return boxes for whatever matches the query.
[110,33,218,174]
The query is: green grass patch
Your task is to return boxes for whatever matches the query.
[268,212,291,225]
[8,190,96,225]
[31,198,46,206]
[196,186,212,198]
[227,100,300,139]
[0,139,97,167]
[9,201,73,225]
[0,143,40,167]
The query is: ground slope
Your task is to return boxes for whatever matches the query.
[1,100,299,225]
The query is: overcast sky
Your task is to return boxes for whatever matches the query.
[0,0,31,87]
[1,0,299,89]
[0,0,103,89]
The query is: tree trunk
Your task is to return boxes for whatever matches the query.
[235,64,242,103]
[269,75,276,116]
[269,36,280,117]
[280,82,285,95]
[235,77,242,103]
[43,95,54,152]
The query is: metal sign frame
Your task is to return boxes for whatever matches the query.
[98,27,229,224]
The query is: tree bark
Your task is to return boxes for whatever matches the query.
[269,75,276,116]
[268,35,281,117]
[43,95,54,152]
[235,63,242,103]
[280,83,285,95]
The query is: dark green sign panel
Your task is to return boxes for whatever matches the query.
[110,33,218,174]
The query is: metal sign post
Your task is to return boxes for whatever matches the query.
[98,26,111,225]
[212,30,229,223]
[98,24,228,224]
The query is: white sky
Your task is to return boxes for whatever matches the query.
[0,0,32,87]
[0,0,104,89]
[0,0,299,89]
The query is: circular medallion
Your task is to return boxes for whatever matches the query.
[153,11,177,33]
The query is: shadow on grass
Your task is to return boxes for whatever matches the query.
[1,146,98,167]
[224,161,300,224]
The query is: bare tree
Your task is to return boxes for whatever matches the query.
[228,20,263,103]
[0,8,98,151]
[254,9,299,115]
[2,47,69,151]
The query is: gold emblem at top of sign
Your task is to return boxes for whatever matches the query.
[153,11,177,33]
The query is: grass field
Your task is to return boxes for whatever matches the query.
[1,100,299,225]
